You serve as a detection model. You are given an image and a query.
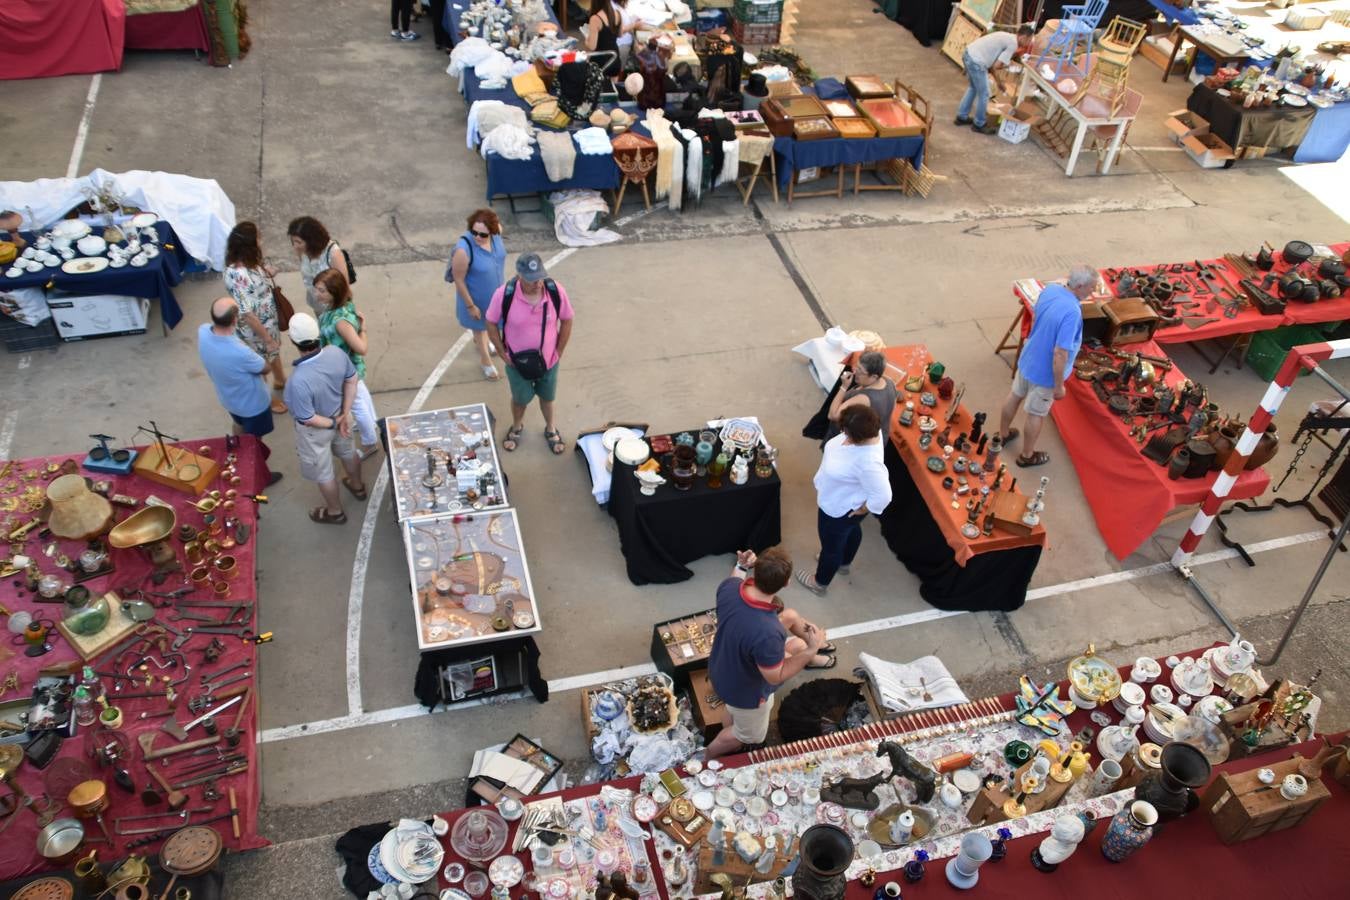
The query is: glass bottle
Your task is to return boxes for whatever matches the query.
[73,685,97,726]
[707,453,728,489]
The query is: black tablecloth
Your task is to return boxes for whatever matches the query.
[607,442,783,585]
[413,635,547,709]
[877,441,1041,611]
[1187,84,1316,153]
[877,0,953,47]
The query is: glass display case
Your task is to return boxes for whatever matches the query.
[385,404,508,522]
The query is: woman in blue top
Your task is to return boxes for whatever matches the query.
[447,208,507,381]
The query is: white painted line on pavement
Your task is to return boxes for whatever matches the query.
[266,527,1331,744]
[67,74,102,179]
[0,411,17,458]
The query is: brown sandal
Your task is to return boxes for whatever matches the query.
[1017,451,1050,467]
[309,507,347,525]
[342,477,368,501]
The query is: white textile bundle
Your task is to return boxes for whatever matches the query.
[467,100,531,149]
[574,127,614,155]
[448,37,494,78]
[479,124,537,161]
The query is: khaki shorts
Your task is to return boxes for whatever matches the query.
[294,418,357,483]
[1012,367,1058,418]
[724,693,775,745]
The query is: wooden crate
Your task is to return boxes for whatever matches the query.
[1201,756,1330,844]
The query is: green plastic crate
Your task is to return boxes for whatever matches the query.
[733,0,784,24]
[1246,324,1333,382]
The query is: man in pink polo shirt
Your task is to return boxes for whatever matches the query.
[486,252,575,455]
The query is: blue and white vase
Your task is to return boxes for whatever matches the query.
[1101,800,1157,862]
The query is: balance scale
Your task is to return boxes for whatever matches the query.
[82,433,138,476]
[130,422,218,495]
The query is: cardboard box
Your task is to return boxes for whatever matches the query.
[998,114,1032,144]
[1182,132,1237,169]
[1164,109,1210,145]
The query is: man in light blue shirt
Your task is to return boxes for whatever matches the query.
[197,297,282,485]
[999,265,1094,467]
[956,25,1034,134]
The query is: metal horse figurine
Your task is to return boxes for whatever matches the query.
[819,772,887,810]
[877,740,937,804]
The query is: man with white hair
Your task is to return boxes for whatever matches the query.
[999,265,1092,467]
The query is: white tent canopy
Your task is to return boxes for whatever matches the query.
[0,169,236,270]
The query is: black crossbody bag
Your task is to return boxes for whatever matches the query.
[501,278,561,381]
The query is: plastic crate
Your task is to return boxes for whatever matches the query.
[732,0,784,24]
[1246,324,1332,382]
[731,18,780,44]
[0,314,59,353]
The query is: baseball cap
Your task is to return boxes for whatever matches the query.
[289,313,320,343]
[515,252,547,282]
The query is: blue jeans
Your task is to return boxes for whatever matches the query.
[958,51,991,127]
[815,508,864,586]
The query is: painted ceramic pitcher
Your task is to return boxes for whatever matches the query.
[1101,800,1157,862]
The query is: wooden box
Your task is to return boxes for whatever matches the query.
[990,489,1035,537]
[132,444,219,496]
[766,78,802,98]
[858,99,927,137]
[650,607,717,689]
[967,759,1078,827]
[468,733,564,804]
[687,668,724,742]
[821,98,860,119]
[1081,301,1111,344]
[846,74,893,99]
[759,98,794,137]
[1202,756,1330,844]
[834,117,877,139]
[794,116,840,141]
[1102,299,1161,346]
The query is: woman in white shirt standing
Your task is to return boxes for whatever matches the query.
[796,405,893,596]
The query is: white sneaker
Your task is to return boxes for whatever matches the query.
[390,29,400,38]
[399,31,421,41]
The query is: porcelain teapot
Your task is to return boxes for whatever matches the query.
[1221,636,1256,675]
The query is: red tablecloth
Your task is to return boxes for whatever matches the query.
[0,0,125,80]
[0,436,268,879]
[430,646,1348,898]
[124,4,211,53]
[1051,341,1270,559]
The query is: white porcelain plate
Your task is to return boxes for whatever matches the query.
[488,854,524,888]
[130,212,158,228]
[62,257,109,275]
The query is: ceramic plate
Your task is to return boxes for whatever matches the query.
[1284,83,1309,97]
[952,769,982,794]
[1281,94,1308,107]
[368,844,397,885]
[715,786,736,808]
[130,213,158,228]
[441,890,472,900]
[770,789,788,807]
[632,795,658,823]
[602,427,640,451]
[746,796,768,818]
[697,770,718,788]
[488,855,524,888]
[1307,95,1334,109]
[1171,661,1213,697]
[61,257,108,274]
[691,789,715,812]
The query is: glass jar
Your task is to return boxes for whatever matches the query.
[38,573,67,599]
[73,685,97,726]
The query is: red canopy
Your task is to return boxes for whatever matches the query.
[0,0,125,81]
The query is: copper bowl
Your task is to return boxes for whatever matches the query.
[191,566,211,584]
[212,555,237,580]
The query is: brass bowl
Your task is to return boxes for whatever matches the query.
[212,581,230,597]
[191,566,211,584]
[109,506,176,550]
[213,556,237,579]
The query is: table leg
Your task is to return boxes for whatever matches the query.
[853,163,862,196]
[834,166,844,199]
[1014,67,1031,107]
[1102,121,1128,174]
[1163,26,1183,83]
[768,153,779,204]
[1066,121,1088,176]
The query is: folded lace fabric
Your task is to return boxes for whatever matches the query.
[574,127,613,155]
[479,124,537,161]
[537,131,577,181]
[449,37,494,79]
[644,112,683,211]
[468,101,530,149]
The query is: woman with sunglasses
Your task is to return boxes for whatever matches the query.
[447,209,507,380]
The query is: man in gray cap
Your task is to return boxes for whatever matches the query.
[485,252,575,455]
[283,312,367,524]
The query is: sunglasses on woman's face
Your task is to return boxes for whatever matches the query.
[472,229,491,237]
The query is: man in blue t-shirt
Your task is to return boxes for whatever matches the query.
[705,547,831,760]
[999,265,1094,468]
[197,297,282,485]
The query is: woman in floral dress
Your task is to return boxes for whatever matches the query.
[223,221,287,414]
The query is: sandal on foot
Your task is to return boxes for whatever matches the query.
[807,655,838,670]
[502,425,524,451]
[1017,451,1050,467]
[1001,427,1020,444]
[341,477,368,501]
[481,364,500,381]
[820,642,837,654]
[309,507,347,525]
[794,570,827,596]
[545,428,566,455]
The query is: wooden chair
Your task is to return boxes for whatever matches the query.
[1096,16,1148,64]
[1073,61,1131,117]
[734,131,778,205]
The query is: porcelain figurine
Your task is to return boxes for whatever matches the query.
[888,809,915,844]
[1101,800,1157,862]
[1031,814,1086,872]
[730,456,750,485]
[634,470,665,496]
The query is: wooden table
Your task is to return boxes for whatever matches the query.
[1014,64,1141,176]
[1162,24,1250,83]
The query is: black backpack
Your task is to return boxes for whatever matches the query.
[500,277,562,381]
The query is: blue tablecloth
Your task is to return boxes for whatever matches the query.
[486,145,622,200]
[1144,0,1199,25]
[7,221,189,329]
[773,134,926,188]
[1294,100,1350,164]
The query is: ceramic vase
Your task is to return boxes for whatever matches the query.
[945,832,992,889]
[1134,741,1211,824]
[791,825,852,900]
[1101,800,1157,862]
[1167,447,1190,481]
[1244,422,1280,470]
